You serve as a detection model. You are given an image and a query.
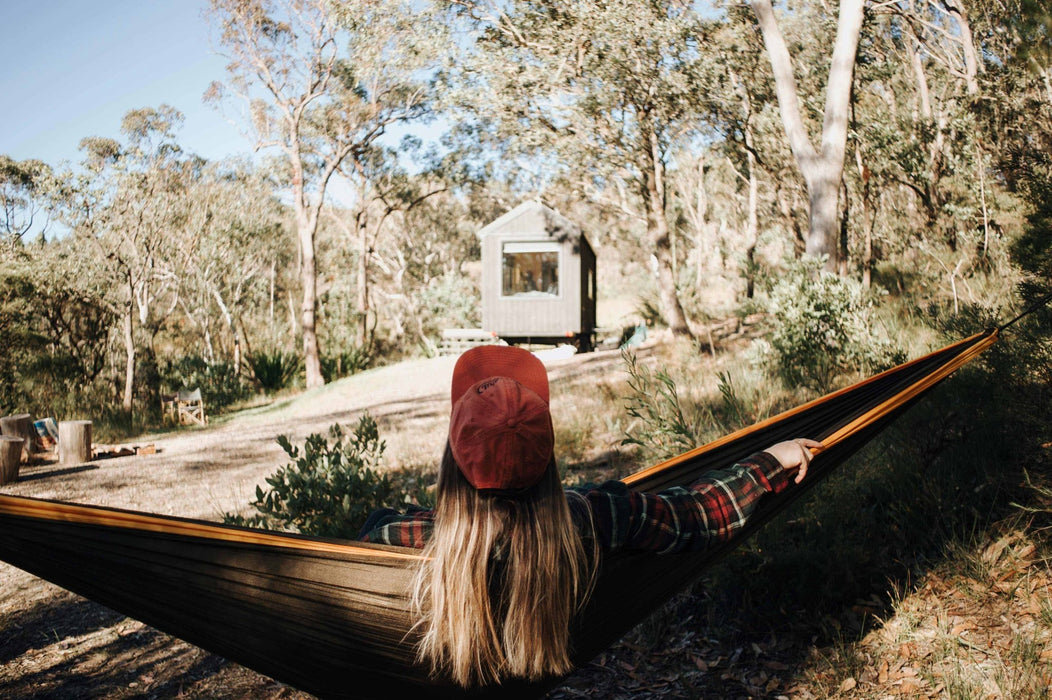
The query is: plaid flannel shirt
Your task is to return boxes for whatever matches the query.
[358,451,790,554]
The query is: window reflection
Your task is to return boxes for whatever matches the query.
[502,243,560,297]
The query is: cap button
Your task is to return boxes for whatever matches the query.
[506,418,517,429]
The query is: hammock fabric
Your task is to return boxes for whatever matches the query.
[0,329,998,699]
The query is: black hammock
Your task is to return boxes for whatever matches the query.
[0,329,998,699]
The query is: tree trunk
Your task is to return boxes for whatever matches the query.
[296,207,325,389]
[644,178,691,337]
[205,326,217,365]
[807,171,841,262]
[269,259,277,328]
[693,155,709,288]
[751,0,865,271]
[643,128,691,337]
[356,214,370,348]
[838,178,850,277]
[906,28,933,119]
[123,305,135,413]
[776,184,807,256]
[941,0,980,96]
[744,118,760,298]
[855,149,875,288]
[863,222,873,288]
[59,420,93,465]
[0,436,22,485]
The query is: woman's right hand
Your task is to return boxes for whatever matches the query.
[763,438,824,484]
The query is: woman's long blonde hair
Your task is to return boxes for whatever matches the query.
[410,443,595,687]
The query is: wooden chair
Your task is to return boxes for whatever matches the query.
[161,394,178,424]
[162,389,206,426]
[176,388,207,426]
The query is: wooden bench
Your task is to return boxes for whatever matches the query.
[438,329,502,356]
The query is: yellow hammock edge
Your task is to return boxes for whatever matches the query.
[625,329,998,486]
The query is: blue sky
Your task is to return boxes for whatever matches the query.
[0,0,255,166]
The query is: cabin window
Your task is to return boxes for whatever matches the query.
[501,242,560,298]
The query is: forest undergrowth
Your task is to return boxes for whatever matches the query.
[545,290,1052,699]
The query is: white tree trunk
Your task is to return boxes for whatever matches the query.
[941,0,980,96]
[295,198,325,390]
[644,128,691,336]
[906,28,933,119]
[123,305,135,413]
[751,0,865,271]
[357,214,370,348]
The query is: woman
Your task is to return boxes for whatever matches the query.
[360,345,820,687]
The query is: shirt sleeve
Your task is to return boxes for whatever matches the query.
[358,506,434,548]
[573,451,791,554]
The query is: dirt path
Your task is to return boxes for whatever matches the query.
[0,346,639,698]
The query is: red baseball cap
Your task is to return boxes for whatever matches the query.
[449,346,554,492]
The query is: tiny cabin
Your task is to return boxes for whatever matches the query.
[478,201,596,351]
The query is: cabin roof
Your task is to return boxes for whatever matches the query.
[476,200,585,244]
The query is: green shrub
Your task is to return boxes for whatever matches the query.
[321,345,372,382]
[415,272,480,331]
[619,346,787,464]
[224,414,429,539]
[767,258,904,391]
[620,349,701,461]
[247,350,301,392]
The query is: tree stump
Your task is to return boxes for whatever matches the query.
[0,413,36,463]
[0,436,23,485]
[59,420,93,465]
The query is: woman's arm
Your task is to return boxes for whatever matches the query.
[578,438,823,554]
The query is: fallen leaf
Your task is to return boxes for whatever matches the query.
[839,677,857,692]
[900,678,922,694]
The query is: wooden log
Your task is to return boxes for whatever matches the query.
[0,436,23,485]
[1,413,36,462]
[59,420,93,465]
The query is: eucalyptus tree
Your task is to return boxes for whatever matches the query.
[170,161,291,364]
[970,0,1052,286]
[311,141,446,355]
[59,106,192,413]
[0,156,52,248]
[441,0,708,337]
[350,172,475,353]
[821,0,1010,299]
[677,5,800,298]
[206,0,439,387]
[750,0,865,270]
[0,238,115,415]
